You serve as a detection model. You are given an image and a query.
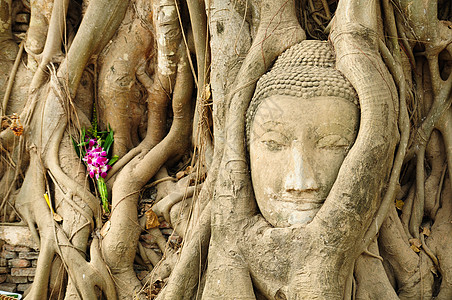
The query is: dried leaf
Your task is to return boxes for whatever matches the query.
[44,193,63,222]
[176,171,185,180]
[145,209,160,229]
[409,238,422,248]
[204,84,211,100]
[100,220,111,237]
[53,213,63,222]
[10,123,24,136]
[150,279,164,299]
[10,113,23,136]
[422,227,431,237]
[395,199,404,210]
[44,193,53,213]
[410,244,420,253]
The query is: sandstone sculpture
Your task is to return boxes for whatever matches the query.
[247,40,359,227]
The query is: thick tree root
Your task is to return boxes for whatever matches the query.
[101,44,193,299]
[98,0,153,157]
[354,239,399,300]
[154,202,211,300]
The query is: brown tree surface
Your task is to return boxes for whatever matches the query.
[0,0,451,299]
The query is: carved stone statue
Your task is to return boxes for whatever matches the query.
[246,40,359,227]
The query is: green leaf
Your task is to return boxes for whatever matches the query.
[71,136,81,158]
[102,125,114,155]
[104,132,114,154]
[81,128,86,142]
[108,155,119,166]
[77,141,89,147]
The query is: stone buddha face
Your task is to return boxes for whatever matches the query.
[247,40,359,228]
[249,95,359,227]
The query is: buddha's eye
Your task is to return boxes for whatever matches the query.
[317,134,350,150]
[260,131,288,151]
[262,140,286,151]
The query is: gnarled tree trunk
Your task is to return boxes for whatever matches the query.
[0,0,451,299]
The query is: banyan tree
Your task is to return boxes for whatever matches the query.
[0,0,451,299]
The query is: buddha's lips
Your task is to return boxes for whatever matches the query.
[278,192,325,205]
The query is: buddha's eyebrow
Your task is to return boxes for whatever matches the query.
[259,120,284,128]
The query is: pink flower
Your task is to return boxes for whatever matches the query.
[83,139,110,180]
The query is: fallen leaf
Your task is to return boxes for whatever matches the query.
[422,227,431,237]
[44,193,63,222]
[100,220,111,237]
[395,199,404,210]
[409,238,422,249]
[410,244,420,253]
[204,84,211,100]
[53,213,63,222]
[145,209,160,229]
[176,171,185,180]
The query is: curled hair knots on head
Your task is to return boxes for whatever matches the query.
[246,40,359,147]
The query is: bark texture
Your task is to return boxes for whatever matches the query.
[0,0,450,299]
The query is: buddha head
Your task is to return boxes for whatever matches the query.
[246,40,359,228]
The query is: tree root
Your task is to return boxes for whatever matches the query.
[325,0,398,252]
[379,203,438,299]
[27,0,69,95]
[26,0,51,58]
[97,0,153,157]
[187,0,214,169]
[152,183,201,227]
[53,226,117,300]
[138,242,161,268]
[106,0,183,180]
[48,256,67,300]
[27,238,55,299]
[101,44,193,299]
[436,106,452,191]
[360,24,409,250]
[354,239,399,300]
[1,40,24,116]
[425,179,452,300]
[424,130,446,219]
[154,201,210,300]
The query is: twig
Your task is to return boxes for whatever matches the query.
[420,233,438,267]
[144,176,177,189]
[320,0,331,19]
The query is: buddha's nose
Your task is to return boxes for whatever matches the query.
[284,146,319,192]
